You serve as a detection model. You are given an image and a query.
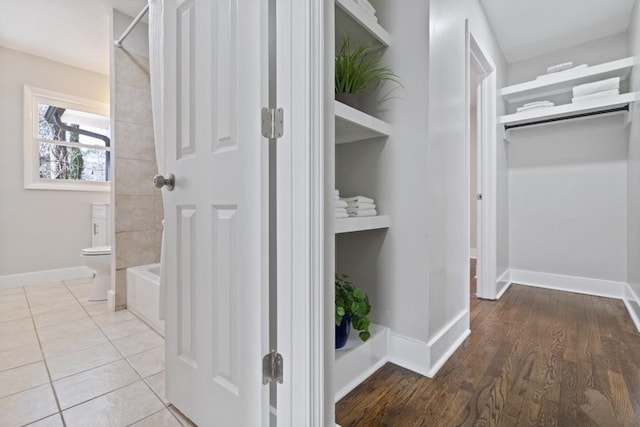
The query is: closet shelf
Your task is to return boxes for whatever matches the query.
[499,93,637,129]
[501,57,634,104]
[335,101,392,144]
[335,0,391,47]
[335,215,391,234]
[334,324,388,401]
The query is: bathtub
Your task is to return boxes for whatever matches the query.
[126,263,164,336]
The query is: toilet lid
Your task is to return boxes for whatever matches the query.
[81,245,111,256]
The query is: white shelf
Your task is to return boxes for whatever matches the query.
[335,0,391,47]
[334,324,388,401]
[335,215,391,234]
[500,93,637,128]
[501,57,634,104]
[335,101,391,144]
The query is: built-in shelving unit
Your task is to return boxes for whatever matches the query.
[335,215,391,234]
[501,57,634,104]
[335,0,391,47]
[335,101,392,144]
[499,57,637,130]
[334,324,388,401]
[332,0,392,403]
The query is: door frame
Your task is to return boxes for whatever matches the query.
[275,0,326,425]
[466,23,498,300]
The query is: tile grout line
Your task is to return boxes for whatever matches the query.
[23,284,67,427]
[62,280,185,426]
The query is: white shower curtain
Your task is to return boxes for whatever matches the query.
[148,0,166,320]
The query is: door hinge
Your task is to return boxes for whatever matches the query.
[261,107,284,139]
[262,350,283,385]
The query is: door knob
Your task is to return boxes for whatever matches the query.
[153,174,175,191]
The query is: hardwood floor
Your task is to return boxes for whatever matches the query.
[336,263,640,426]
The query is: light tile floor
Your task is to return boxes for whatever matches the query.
[0,279,195,426]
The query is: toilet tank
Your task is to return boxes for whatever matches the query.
[91,203,110,247]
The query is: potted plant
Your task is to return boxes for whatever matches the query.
[335,37,400,110]
[335,273,371,349]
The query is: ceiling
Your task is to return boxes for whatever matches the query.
[0,0,147,75]
[1,0,637,75]
[480,0,637,63]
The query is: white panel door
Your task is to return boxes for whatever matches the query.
[162,0,269,425]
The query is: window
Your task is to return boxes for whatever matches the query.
[24,86,110,191]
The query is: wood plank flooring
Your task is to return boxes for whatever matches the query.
[335,262,640,426]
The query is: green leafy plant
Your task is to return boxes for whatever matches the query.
[335,273,371,342]
[335,37,400,95]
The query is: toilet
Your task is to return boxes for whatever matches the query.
[81,203,111,301]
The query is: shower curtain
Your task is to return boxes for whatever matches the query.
[148,0,166,320]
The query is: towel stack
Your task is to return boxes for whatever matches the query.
[342,195,377,217]
[572,77,620,103]
[516,101,555,113]
[353,0,378,21]
[334,190,348,218]
[536,61,588,80]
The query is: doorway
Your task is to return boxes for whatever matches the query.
[466,24,498,301]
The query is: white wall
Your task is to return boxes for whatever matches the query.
[508,32,629,85]
[507,118,628,282]
[628,2,640,307]
[506,36,630,284]
[426,0,507,342]
[0,46,109,276]
[470,105,477,253]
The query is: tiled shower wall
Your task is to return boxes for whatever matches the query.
[112,48,163,310]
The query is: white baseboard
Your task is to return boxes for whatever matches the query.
[509,269,626,299]
[387,332,430,377]
[0,266,93,290]
[387,310,470,379]
[496,269,511,299]
[426,310,470,377]
[623,284,640,332]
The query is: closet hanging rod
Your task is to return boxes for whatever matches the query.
[504,105,630,130]
[113,4,149,48]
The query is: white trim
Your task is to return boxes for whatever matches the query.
[387,332,430,377]
[387,311,471,379]
[334,357,388,402]
[470,248,477,259]
[427,310,470,377]
[0,266,93,289]
[276,0,326,425]
[466,26,497,300]
[495,269,511,299]
[623,285,640,332]
[509,269,626,299]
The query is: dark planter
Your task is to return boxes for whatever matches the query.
[335,92,362,110]
[335,314,351,349]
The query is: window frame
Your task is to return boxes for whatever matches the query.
[23,86,111,192]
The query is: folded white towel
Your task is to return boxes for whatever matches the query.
[516,102,555,113]
[342,195,374,204]
[523,101,555,108]
[347,203,376,211]
[572,89,620,104]
[536,64,587,80]
[546,62,573,73]
[348,209,377,217]
[335,211,349,219]
[335,200,348,208]
[573,77,620,98]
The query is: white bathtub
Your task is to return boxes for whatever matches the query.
[126,263,164,336]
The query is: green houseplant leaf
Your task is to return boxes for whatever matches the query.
[335,37,401,95]
[335,273,371,342]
